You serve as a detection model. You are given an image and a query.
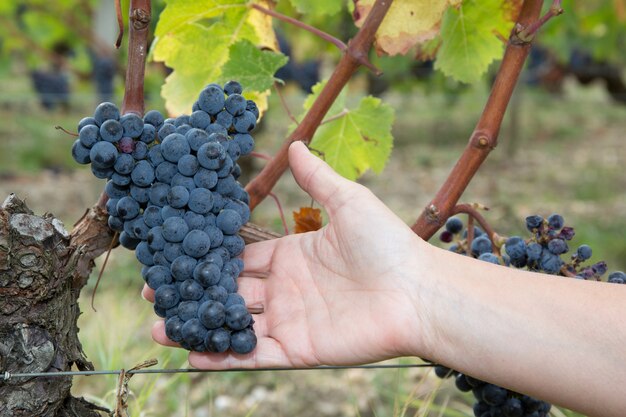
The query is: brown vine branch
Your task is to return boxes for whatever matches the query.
[516,0,563,42]
[245,0,393,210]
[251,3,347,52]
[121,0,151,116]
[115,0,124,48]
[411,0,545,241]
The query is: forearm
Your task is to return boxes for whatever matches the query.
[414,243,626,417]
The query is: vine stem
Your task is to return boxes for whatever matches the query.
[451,204,502,256]
[251,3,347,52]
[245,0,393,210]
[411,0,545,241]
[516,0,563,41]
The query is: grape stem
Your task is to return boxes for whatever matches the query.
[245,0,393,210]
[515,0,563,42]
[274,81,299,126]
[451,203,501,256]
[55,126,79,137]
[411,0,545,241]
[251,3,348,53]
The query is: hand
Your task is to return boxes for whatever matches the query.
[145,141,431,369]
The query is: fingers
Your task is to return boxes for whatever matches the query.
[288,141,359,215]
[188,336,291,369]
[242,239,276,276]
[152,320,180,347]
[237,276,266,309]
[142,285,155,302]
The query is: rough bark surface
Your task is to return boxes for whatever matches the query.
[0,194,108,417]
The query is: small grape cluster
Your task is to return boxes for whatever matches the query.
[434,365,550,417]
[435,213,625,416]
[71,81,259,354]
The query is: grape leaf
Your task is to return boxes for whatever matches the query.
[308,95,394,181]
[353,0,457,55]
[152,0,279,115]
[434,0,515,84]
[293,207,323,233]
[218,40,288,91]
[288,0,342,17]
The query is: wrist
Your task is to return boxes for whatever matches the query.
[390,234,443,361]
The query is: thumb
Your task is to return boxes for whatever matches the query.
[288,141,358,215]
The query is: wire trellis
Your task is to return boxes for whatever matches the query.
[3,362,437,381]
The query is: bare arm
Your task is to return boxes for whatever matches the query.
[418,244,626,417]
[147,141,626,417]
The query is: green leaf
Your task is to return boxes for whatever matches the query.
[288,0,342,16]
[309,96,394,181]
[302,80,347,117]
[434,0,513,84]
[152,0,277,115]
[218,40,288,91]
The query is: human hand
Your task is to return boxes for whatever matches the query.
[145,141,432,368]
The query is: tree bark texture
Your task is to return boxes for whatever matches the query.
[0,194,109,417]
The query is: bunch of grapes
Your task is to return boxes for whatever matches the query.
[435,213,625,417]
[71,81,259,354]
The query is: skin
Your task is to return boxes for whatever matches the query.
[144,141,626,417]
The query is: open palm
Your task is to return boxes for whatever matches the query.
[148,142,427,368]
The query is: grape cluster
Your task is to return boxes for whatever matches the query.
[71,81,259,354]
[435,213,625,416]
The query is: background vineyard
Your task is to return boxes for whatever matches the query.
[1,0,625,416]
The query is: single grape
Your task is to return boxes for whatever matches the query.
[162,216,189,242]
[120,113,144,137]
[154,284,180,310]
[170,255,197,281]
[79,124,100,148]
[224,94,247,116]
[233,111,257,133]
[131,160,155,187]
[181,318,208,346]
[78,116,97,132]
[190,111,211,130]
[71,140,91,164]
[165,317,184,342]
[177,154,200,176]
[161,133,191,163]
[144,265,172,290]
[525,215,543,231]
[225,304,251,330]
[167,185,190,209]
[179,279,205,301]
[216,209,243,235]
[114,153,135,175]
[230,328,257,354]
[198,300,226,329]
[93,102,120,125]
[198,85,225,115]
[223,80,243,95]
[182,229,211,258]
[100,119,123,143]
[90,141,118,168]
[547,213,565,230]
[547,238,568,255]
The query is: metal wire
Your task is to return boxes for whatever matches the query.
[3,363,436,381]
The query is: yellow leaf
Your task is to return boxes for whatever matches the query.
[354,0,455,56]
